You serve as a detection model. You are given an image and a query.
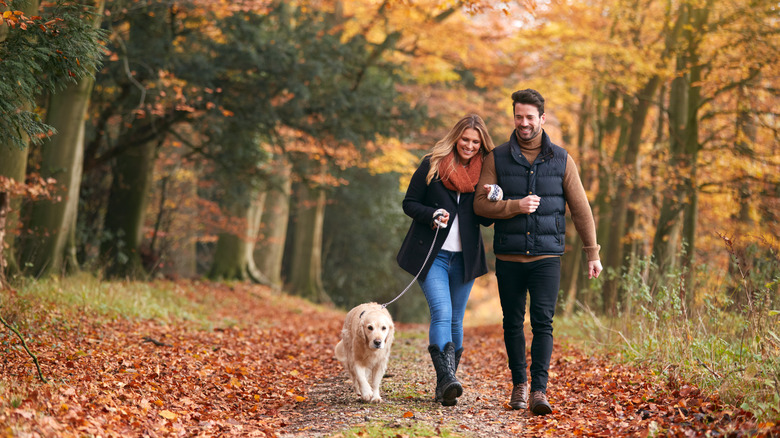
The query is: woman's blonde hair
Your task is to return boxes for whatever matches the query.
[425,114,495,184]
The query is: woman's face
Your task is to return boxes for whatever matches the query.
[456,128,482,165]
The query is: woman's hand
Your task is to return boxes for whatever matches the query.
[483,184,503,201]
[433,209,450,228]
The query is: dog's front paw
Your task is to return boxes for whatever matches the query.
[360,392,374,402]
[370,393,382,403]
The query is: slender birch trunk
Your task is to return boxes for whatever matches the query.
[287,179,329,304]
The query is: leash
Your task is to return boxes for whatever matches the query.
[381,225,440,308]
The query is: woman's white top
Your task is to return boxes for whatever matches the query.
[441,193,462,252]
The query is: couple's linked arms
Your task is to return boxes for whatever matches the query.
[473,153,603,279]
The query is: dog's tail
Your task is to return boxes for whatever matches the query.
[334,340,347,362]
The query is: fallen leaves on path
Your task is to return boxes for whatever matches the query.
[1,282,777,437]
[1,282,342,437]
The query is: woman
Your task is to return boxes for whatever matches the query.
[396,114,495,406]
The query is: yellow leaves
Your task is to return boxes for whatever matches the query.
[159,409,177,420]
[365,137,419,176]
[402,411,414,418]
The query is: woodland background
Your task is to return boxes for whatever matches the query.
[1,0,779,423]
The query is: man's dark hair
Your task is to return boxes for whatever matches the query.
[511,89,545,115]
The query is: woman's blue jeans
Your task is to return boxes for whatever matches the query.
[418,250,474,351]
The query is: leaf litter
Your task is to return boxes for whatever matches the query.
[0,282,777,437]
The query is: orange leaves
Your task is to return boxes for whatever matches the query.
[2,9,64,32]
[2,280,778,436]
[159,409,177,420]
[0,175,60,201]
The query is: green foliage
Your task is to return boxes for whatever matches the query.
[198,1,426,174]
[0,0,105,148]
[322,167,430,323]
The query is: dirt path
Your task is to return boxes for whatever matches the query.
[1,282,776,437]
[277,324,513,438]
[279,323,776,437]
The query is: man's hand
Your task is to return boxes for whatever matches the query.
[587,260,603,279]
[518,195,541,214]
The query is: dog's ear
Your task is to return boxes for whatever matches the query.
[361,320,370,344]
[385,321,394,346]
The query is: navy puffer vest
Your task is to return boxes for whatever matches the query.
[493,131,567,255]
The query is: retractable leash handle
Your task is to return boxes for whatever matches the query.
[433,209,448,229]
[382,225,441,308]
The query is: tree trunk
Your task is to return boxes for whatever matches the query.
[0,192,9,289]
[20,71,96,277]
[0,0,38,282]
[0,145,29,282]
[287,181,329,304]
[244,191,271,285]
[592,90,622,275]
[562,236,583,317]
[208,186,269,283]
[650,1,709,295]
[561,92,589,316]
[255,158,291,288]
[602,77,661,314]
[735,74,759,227]
[210,233,248,280]
[159,168,198,279]
[101,140,157,279]
[679,6,707,303]
[652,26,689,280]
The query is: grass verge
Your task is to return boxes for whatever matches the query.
[556,244,780,423]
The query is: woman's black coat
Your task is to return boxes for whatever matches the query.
[396,156,492,282]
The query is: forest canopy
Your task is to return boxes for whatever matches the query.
[0,0,778,318]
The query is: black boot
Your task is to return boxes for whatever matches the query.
[428,342,462,406]
[454,347,463,373]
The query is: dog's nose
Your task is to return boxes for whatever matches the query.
[373,340,382,348]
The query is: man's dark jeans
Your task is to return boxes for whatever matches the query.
[495,257,561,393]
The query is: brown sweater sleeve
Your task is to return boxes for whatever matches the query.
[564,155,601,261]
[475,151,601,261]
[473,152,527,219]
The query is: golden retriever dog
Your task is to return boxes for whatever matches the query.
[335,302,395,403]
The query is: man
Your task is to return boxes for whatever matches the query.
[473,88,602,415]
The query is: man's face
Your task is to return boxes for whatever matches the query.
[514,103,545,141]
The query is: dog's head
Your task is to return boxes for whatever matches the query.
[360,308,394,350]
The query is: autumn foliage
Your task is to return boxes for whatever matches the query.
[1,0,779,435]
[1,281,778,437]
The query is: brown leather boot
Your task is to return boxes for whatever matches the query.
[508,383,528,410]
[529,391,552,415]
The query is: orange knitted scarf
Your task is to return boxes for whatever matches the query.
[439,152,482,193]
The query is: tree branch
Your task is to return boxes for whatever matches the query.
[0,312,47,383]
